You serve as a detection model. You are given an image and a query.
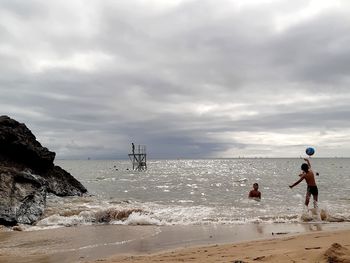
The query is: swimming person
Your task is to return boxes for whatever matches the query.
[289,158,318,208]
[249,183,261,200]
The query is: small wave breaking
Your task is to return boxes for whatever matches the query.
[35,208,160,228]
[32,206,350,231]
[21,194,350,231]
[300,208,350,223]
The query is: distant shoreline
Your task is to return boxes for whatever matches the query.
[55,157,350,161]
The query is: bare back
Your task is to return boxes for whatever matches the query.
[303,170,316,186]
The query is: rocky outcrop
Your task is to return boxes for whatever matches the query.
[42,166,87,196]
[0,116,55,171]
[0,116,87,225]
[0,167,46,225]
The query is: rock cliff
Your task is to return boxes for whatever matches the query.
[0,116,87,225]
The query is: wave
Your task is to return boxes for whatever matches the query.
[35,208,152,227]
[23,195,350,231]
[33,208,350,231]
[95,208,143,223]
[114,212,164,226]
[300,209,350,223]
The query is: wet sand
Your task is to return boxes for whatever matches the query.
[0,223,349,263]
[102,228,350,263]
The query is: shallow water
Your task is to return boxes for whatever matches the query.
[31,158,350,228]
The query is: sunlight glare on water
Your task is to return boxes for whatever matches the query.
[42,158,350,227]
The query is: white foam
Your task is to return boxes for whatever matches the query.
[177,200,194,203]
[234,178,248,182]
[30,194,350,231]
[115,212,164,226]
[36,214,91,227]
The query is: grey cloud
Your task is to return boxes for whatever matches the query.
[268,14,350,85]
[0,0,45,18]
[1,0,350,158]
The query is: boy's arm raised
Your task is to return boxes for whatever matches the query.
[304,158,311,168]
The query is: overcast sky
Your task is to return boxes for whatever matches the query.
[1,0,350,159]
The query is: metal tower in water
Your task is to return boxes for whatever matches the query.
[128,144,147,170]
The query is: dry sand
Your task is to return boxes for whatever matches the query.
[95,229,350,263]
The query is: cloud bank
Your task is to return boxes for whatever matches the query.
[1,0,350,158]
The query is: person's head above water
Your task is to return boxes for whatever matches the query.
[301,163,309,173]
[253,183,259,190]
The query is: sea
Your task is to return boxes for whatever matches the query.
[30,158,350,230]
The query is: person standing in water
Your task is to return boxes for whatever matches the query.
[289,158,318,208]
[249,183,261,200]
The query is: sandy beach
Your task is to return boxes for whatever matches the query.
[1,223,349,263]
[94,228,350,263]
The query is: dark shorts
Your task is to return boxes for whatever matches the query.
[307,185,318,196]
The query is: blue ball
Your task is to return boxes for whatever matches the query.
[306,147,315,156]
